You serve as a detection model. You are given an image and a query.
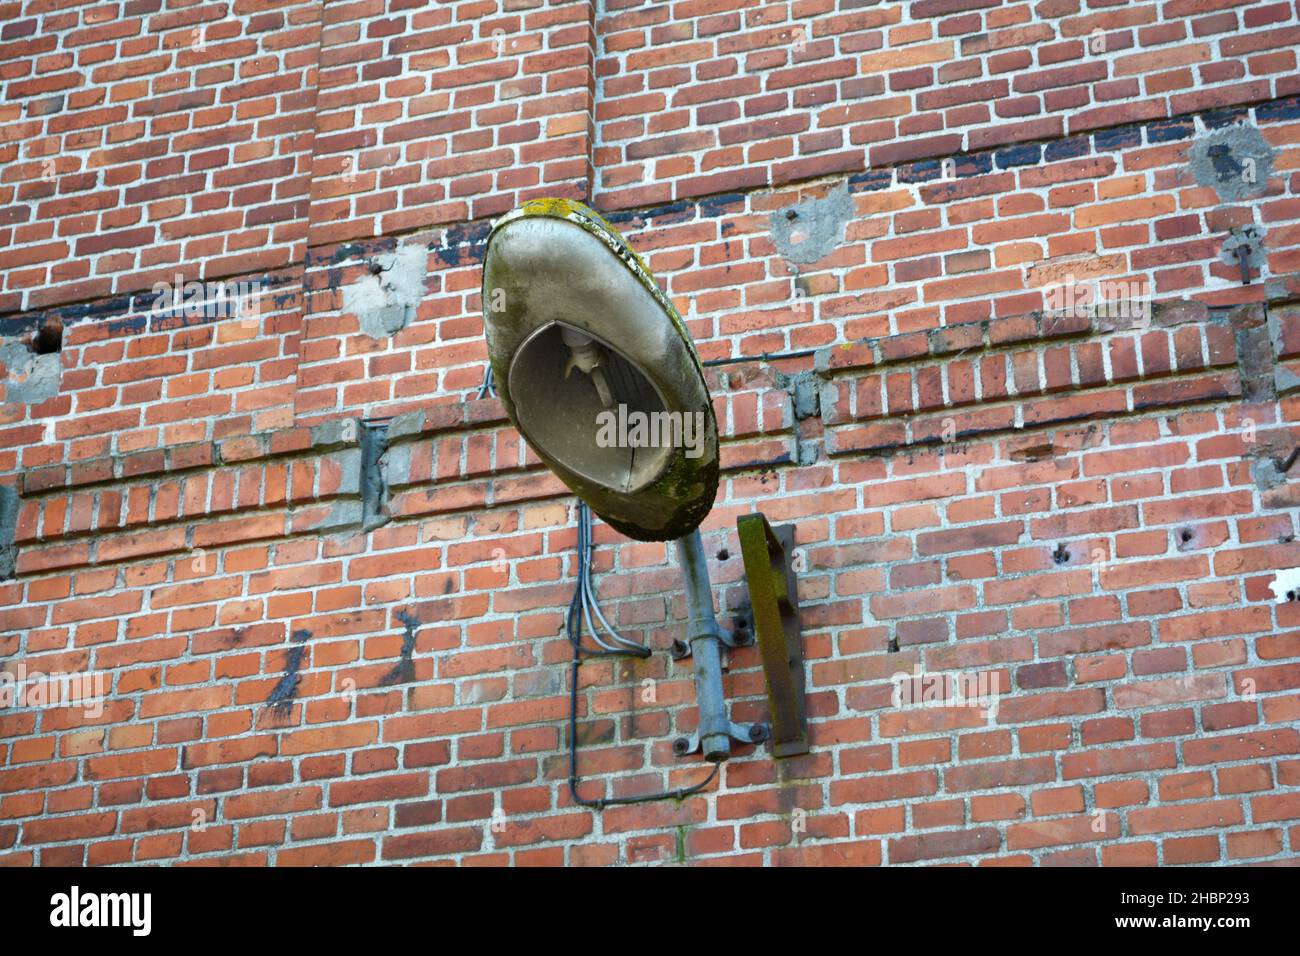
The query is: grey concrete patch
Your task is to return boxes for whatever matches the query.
[383,441,412,487]
[305,499,364,533]
[344,243,428,338]
[332,499,365,527]
[310,417,360,449]
[1266,278,1291,301]
[0,341,61,405]
[777,370,821,421]
[385,410,426,441]
[795,439,818,466]
[334,448,363,496]
[1220,225,1267,279]
[1188,122,1274,202]
[1253,455,1286,491]
[769,181,854,265]
[774,370,823,466]
[819,380,839,419]
[1274,365,1300,395]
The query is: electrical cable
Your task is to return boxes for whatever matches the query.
[579,504,648,655]
[565,501,720,810]
[701,347,818,367]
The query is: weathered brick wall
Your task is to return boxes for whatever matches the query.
[2,0,1299,866]
[0,1,321,314]
[594,0,1300,207]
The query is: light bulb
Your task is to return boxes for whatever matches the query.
[560,326,614,408]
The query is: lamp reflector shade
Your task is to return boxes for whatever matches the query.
[481,199,719,541]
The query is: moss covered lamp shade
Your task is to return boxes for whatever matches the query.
[480,199,719,542]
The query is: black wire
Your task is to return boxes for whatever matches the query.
[567,653,720,810]
[565,501,719,810]
[701,347,818,367]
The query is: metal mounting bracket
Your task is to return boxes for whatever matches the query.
[669,624,753,660]
[736,512,810,758]
[673,720,769,757]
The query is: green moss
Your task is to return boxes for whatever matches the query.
[491,197,707,383]
[484,197,721,542]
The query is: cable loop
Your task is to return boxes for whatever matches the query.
[565,502,718,809]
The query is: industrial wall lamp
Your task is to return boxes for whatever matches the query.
[480,199,809,782]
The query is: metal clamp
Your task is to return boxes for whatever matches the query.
[674,721,770,758]
[669,623,753,660]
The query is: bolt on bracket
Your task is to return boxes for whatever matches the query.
[674,720,769,757]
[669,621,753,660]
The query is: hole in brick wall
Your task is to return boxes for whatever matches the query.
[1011,442,1056,462]
[1052,543,1070,565]
[1278,447,1300,475]
[717,548,729,561]
[1179,528,1194,543]
[29,318,62,355]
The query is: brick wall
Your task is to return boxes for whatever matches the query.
[2,0,1299,866]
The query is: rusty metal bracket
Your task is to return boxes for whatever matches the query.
[736,512,809,758]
